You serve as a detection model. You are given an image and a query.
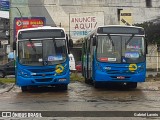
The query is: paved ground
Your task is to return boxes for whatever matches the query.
[0,79,160,120]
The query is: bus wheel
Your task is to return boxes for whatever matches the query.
[127,82,137,89]
[85,78,93,84]
[21,86,28,92]
[58,84,68,91]
[85,78,90,84]
[94,82,101,88]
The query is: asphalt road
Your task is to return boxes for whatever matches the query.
[0,80,160,120]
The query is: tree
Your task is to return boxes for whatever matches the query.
[134,22,160,45]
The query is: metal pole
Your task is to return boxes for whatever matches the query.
[14,7,23,29]
[69,13,70,38]
[10,6,23,61]
[157,44,159,72]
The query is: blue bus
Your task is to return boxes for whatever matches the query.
[13,26,73,92]
[82,25,147,88]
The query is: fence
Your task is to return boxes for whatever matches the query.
[146,44,160,72]
[146,55,160,71]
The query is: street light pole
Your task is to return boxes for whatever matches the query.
[9,1,24,52]
[11,7,23,29]
[69,13,70,38]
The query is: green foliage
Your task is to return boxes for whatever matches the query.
[134,22,160,44]
[70,72,84,82]
[0,78,15,83]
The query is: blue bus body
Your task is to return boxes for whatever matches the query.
[15,59,70,87]
[82,25,147,88]
[14,26,72,91]
[93,59,146,83]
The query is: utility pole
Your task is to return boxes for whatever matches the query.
[10,0,23,47]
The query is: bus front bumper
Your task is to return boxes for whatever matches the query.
[94,70,146,83]
[16,74,69,87]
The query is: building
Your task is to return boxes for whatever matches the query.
[9,0,160,42]
[9,0,160,70]
[0,0,9,64]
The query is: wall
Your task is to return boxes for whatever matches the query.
[10,0,160,69]
[42,0,160,42]
[147,44,160,71]
[10,0,160,42]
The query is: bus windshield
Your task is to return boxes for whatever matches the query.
[96,35,145,63]
[18,39,67,66]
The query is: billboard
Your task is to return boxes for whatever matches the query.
[14,17,46,40]
[0,0,9,11]
[69,11,104,42]
[120,10,133,26]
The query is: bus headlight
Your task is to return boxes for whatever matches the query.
[18,70,30,77]
[96,63,104,72]
[138,65,145,73]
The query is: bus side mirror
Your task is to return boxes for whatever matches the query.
[13,41,16,50]
[69,39,73,48]
[93,37,96,46]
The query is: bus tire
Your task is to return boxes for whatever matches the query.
[94,82,101,88]
[85,78,90,84]
[84,68,89,84]
[127,82,137,89]
[21,86,28,92]
[85,78,93,84]
[58,84,68,91]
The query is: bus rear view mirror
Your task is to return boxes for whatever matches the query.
[13,41,16,50]
[69,39,73,48]
[93,37,96,46]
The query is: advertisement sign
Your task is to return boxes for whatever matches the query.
[0,0,9,11]
[69,12,104,42]
[120,10,133,26]
[14,17,46,40]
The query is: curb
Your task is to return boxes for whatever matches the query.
[0,83,15,94]
[146,72,160,78]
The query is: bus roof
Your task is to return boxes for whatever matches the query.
[97,25,143,29]
[84,25,144,38]
[17,26,66,40]
[17,26,65,33]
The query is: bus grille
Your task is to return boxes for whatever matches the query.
[110,76,130,80]
[28,68,55,73]
[35,78,53,82]
[106,70,135,74]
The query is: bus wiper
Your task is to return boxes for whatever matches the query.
[29,39,36,52]
[125,34,135,45]
[107,34,115,51]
